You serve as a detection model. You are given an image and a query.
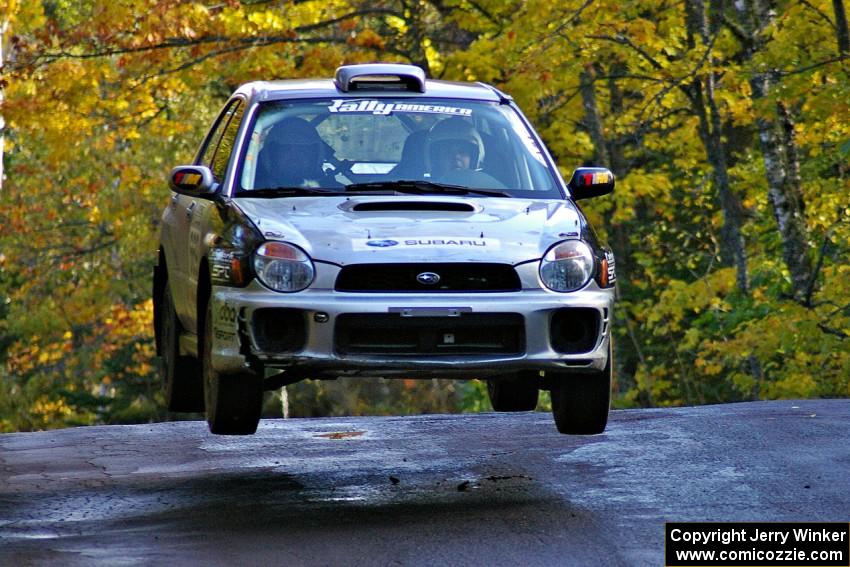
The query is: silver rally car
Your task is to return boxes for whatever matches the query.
[154,63,617,436]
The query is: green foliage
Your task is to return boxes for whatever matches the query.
[1,0,849,431]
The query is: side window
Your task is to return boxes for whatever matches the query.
[198,103,233,168]
[198,100,245,181]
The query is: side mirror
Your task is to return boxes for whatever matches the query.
[568,167,614,201]
[169,165,218,198]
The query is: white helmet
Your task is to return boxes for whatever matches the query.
[426,118,485,172]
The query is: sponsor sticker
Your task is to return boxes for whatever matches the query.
[328,99,472,116]
[209,249,233,283]
[353,237,500,251]
[605,250,616,284]
[218,302,237,325]
[365,239,399,248]
[214,329,237,343]
[212,301,239,346]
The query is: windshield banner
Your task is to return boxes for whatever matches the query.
[328,99,472,116]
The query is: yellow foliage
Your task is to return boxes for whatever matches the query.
[2,0,850,429]
[31,396,73,427]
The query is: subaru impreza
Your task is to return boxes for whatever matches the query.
[153,63,616,435]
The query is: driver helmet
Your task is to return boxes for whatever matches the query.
[426,117,485,174]
[264,117,325,180]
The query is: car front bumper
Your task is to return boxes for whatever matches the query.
[207,280,615,379]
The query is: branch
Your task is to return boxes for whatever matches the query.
[130,42,302,87]
[465,0,500,26]
[513,0,595,65]
[623,30,721,125]
[131,30,432,89]
[611,107,693,146]
[294,8,401,34]
[818,323,849,340]
[86,102,168,127]
[43,238,119,264]
[10,8,402,72]
[721,13,751,45]
[777,53,849,76]
[799,0,838,31]
[803,227,834,307]
[536,87,582,118]
[547,0,596,41]
[594,72,668,83]
[21,37,217,69]
[587,33,665,70]
[588,29,714,127]
[827,302,850,317]
[29,220,96,233]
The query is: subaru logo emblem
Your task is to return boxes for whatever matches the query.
[366,239,398,248]
[416,272,441,285]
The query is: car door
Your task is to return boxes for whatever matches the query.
[169,98,244,329]
[182,98,246,334]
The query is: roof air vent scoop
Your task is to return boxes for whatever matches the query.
[335,64,427,93]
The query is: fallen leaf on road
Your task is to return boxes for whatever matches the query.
[316,431,365,439]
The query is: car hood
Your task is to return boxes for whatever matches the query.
[234,195,585,265]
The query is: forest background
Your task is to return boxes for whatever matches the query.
[1,0,848,431]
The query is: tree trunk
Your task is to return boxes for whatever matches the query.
[587,63,636,395]
[686,0,750,294]
[579,62,644,397]
[606,61,631,287]
[692,78,750,293]
[754,98,813,301]
[1,17,7,192]
[579,65,610,167]
[738,0,814,302]
[606,63,628,175]
[834,0,850,55]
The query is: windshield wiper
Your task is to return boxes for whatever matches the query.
[237,187,342,198]
[345,180,512,198]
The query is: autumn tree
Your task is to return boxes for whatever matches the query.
[0,0,496,429]
[1,0,848,431]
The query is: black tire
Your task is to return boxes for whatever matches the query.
[159,283,204,412]
[203,300,263,435]
[487,373,539,412]
[550,346,612,434]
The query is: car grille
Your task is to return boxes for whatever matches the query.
[335,263,521,292]
[335,313,525,355]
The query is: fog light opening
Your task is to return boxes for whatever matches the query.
[550,308,600,354]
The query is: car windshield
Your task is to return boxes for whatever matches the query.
[236,97,561,198]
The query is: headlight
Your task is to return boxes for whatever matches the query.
[253,242,315,292]
[540,240,594,292]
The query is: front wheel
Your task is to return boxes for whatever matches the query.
[203,299,264,435]
[549,346,612,434]
[159,283,204,412]
[487,373,539,412]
